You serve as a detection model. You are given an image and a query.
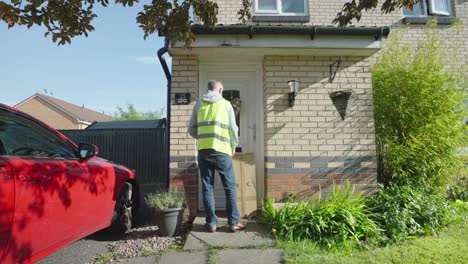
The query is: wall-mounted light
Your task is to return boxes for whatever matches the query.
[287,80,300,107]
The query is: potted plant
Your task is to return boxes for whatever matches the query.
[145,191,186,237]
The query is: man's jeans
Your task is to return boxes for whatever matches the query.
[198,149,240,227]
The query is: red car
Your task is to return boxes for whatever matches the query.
[0,104,139,264]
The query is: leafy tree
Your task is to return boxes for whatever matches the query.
[0,0,417,46]
[372,22,467,191]
[332,0,419,26]
[113,103,164,120]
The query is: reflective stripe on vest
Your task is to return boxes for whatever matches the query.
[197,99,232,156]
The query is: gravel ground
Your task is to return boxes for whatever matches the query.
[98,224,190,263]
[108,226,176,258]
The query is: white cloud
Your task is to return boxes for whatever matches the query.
[134,56,159,65]
[132,55,172,67]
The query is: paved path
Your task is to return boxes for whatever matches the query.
[158,217,283,264]
[40,216,283,264]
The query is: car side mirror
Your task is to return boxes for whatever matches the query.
[78,143,99,159]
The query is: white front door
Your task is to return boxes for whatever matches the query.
[198,64,262,210]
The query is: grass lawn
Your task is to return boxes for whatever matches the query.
[279,213,468,264]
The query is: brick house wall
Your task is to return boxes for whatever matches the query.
[16,98,82,130]
[169,55,200,216]
[170,1,467,212]
[263,55,377,199]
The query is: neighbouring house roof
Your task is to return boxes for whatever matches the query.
[86,119,166,130]
[188,24,391,39]
[15,93,113,124]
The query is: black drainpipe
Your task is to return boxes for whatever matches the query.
[157,34,171,190]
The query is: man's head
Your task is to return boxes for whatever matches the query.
[207,80,223,94]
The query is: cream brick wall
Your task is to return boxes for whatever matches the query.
[208,0,400,25]
[263,55,376,159]
[207,1,467,72]
[210,0,464,27]
[169,55,199,159]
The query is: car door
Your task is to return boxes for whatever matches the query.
[0,108,96,263]
[0,158,15,262]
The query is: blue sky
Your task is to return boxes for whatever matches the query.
[0,3,170,116]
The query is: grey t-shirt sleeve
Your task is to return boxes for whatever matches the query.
[188,101,200,138]
[228,104,239,150]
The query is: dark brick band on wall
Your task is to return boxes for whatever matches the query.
[265,156,377,200]
[170,156,198,175]
[265,156,377,174]
[169,156,198,218]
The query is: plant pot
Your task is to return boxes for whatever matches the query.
[329,91,353,120]
[154,207,184,237]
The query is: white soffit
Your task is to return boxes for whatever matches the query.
[171,34,382,57]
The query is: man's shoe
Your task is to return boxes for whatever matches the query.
[229,223,246,232]
[205,224,217,233]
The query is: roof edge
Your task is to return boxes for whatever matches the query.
[35,95,83,122]
[190,25,391,39]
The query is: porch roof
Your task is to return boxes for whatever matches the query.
[170,24,391,58]
[190,24,390,40]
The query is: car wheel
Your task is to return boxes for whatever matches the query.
[109,183,133,233]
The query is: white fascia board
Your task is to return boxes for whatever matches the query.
[174,34,382,50]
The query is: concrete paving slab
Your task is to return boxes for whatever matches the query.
[217,249,283,264]
[158,251,208,264]
[183,233,209,251]
[189,217,275,248]
[117,256,157,264]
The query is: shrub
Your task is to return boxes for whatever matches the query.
[372,22,467,190]
[447,174,468,202]
[145,191,186,209]
[262,182,380,249]
[365,185,454,244]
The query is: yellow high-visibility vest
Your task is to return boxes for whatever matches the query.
[197,99,232,156]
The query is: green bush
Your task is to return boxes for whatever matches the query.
[447,174,468,202]
[366,185,454,244]
[372,22,467,190]
[145,191,186,209]
[262,182,380,249]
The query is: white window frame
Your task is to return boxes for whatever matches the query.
[428,0,450,16]
[403,0,452,17]
[254,0,308,16]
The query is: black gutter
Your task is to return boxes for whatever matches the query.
[157,34,172,190]
[191,25,390,40]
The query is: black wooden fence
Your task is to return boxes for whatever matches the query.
[60,128,167,186]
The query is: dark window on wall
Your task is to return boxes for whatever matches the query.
[403,0,455,24]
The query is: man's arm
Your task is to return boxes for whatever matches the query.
[228,104,239,153]
[188,101,200,138]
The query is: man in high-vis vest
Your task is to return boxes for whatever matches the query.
[188,80,245,233]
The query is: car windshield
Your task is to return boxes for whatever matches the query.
[0,108,77,158]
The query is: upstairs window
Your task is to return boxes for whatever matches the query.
[255,0,307,15]
[403,0,453,17]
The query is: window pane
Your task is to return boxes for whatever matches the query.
[403,1,425,16]
[0,109,76,158]
[258,0,277,11]
[429,0,450,16]
[282,0,305,13]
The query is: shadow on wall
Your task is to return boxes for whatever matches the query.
[264,57,375,146]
